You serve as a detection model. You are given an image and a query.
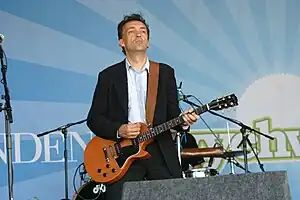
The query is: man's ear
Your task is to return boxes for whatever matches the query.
[118,39,124,48]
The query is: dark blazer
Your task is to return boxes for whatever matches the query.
[86,59,182,178]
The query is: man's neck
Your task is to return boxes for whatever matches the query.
[126,52,148,71]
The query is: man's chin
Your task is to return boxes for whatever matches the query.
[131,48,148,53]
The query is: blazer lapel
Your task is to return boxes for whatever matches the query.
[114,60,128,117]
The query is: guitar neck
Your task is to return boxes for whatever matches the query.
[137,104,209,143]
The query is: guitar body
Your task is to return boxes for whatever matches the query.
[84,123,152,184]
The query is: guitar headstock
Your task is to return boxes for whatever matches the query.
[208,93,238,111]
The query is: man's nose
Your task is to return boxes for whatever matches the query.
[136,31,142,37]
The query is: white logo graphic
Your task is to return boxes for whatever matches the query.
[93,184,106,194]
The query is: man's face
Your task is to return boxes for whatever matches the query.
[119,20,149,54]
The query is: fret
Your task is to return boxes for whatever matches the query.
[166,122,169,129]
[167,121,172,129]
[143,133,146,141]
[171,119,175,127]
[195,105,206,115]
[147,132,151,139]
[163,123,167,131]
[150,128,155,137]
[153,127,159,136]
[158,125,164,133]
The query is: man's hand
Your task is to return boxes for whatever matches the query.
[118,123,141,138]
[181,108,200,126]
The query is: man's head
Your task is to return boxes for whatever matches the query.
[117,13,150,55]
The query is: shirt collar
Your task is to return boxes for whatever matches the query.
[125,58,150,72]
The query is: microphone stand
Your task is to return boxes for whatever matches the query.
[176,82,187,178]
[224,156,251,173]
[0,42,14,200]
[175,131,183,176]
[37,119,87,200]
[225,120,235,174]
[181,97,274,173]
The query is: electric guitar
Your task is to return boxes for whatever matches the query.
[84,94,238,184]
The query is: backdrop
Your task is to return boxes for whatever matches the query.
[1,0,300,199]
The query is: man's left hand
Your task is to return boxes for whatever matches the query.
[181,108,200,126]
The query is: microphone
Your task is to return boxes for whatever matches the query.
[177,81,192,101]
[0,33,4,44]
[178,93,192,101]
[177,81,183,101]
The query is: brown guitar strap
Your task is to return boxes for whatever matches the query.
[145,61,160,127]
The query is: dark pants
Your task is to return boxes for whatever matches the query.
[104,142,176,200]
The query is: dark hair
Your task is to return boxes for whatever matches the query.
[117,13,150,54]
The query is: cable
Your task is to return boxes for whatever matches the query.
[72,163,102,200]
[73,163,82,198]
[187,95,224,148]
[0,51,8,85]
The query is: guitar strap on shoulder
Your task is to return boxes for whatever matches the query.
[145,61,160,127]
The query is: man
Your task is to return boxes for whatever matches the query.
[86,13,200,200]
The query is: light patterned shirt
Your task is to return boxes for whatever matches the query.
[126,58,150,124]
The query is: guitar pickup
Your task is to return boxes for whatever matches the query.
[109,145,117,158]
[103,147,109,162]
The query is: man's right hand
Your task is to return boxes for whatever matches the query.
[118,123,141,138]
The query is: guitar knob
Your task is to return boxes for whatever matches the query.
[97,169,102,173]
[106,164,110,168]
[112,168,116,173]
[103,173,107,177]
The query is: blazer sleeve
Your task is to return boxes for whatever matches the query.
[86,71,122,140]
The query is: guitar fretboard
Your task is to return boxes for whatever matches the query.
[137,104,209,143]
